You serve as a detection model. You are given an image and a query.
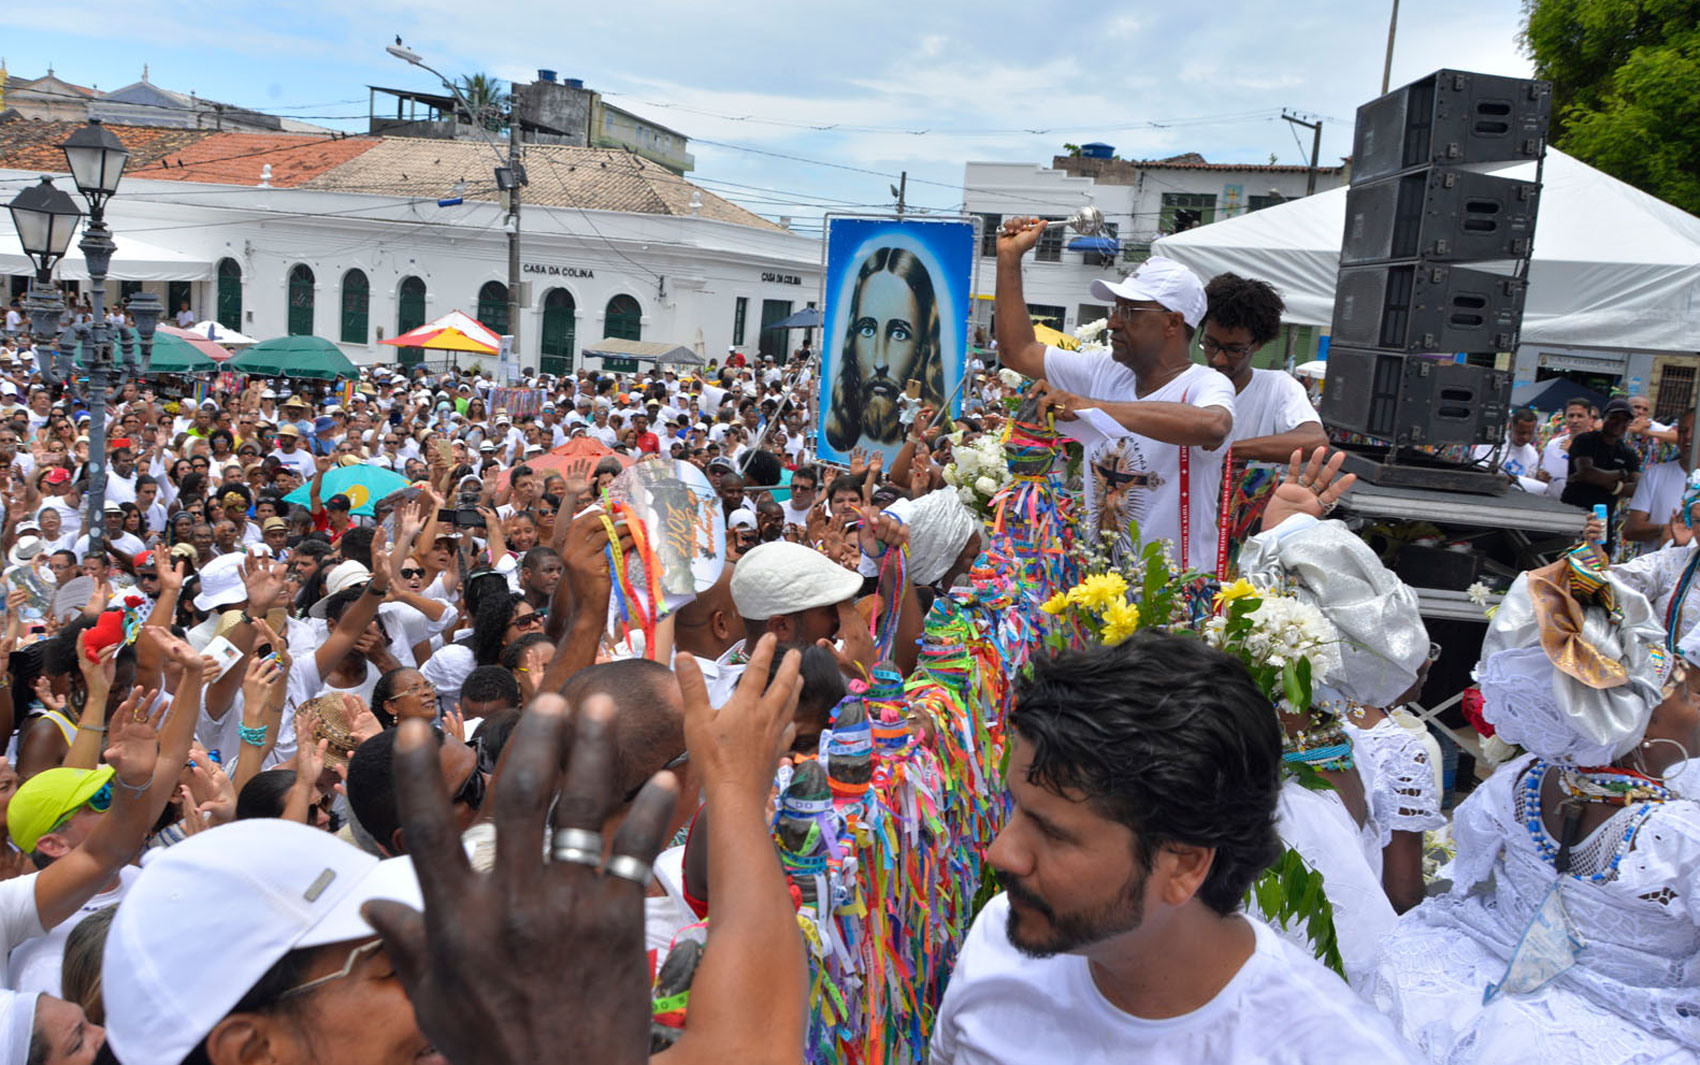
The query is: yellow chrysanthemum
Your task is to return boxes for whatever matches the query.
[1213,578,1258,612]
[1067,572,1129,612]
[1040,592,1070,616]
[1101,597,1139,645]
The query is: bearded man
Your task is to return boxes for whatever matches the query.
[825,246,944,452]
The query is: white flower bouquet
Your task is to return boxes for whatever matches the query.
[941,431,1012,515]
[1202,581,1343,709]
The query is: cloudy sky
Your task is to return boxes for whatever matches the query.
[3,0,1534,229]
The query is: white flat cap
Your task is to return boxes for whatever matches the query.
[730,541,862,621]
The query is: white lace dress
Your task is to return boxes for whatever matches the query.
[1350,713,1448,874]
[1369,754,1700,1063]
[1269,780,1398,993]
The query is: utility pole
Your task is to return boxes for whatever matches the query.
[1381,0,1401,95]
[1281,111,1323,196]
[506,85,524,376]
[892,171,907,215]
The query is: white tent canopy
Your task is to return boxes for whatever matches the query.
[0,230,214,283]
[1152,149,1700,354]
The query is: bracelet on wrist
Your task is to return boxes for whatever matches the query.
[113,775,150,798]
[238,723,270,747]
[77,723,106,734]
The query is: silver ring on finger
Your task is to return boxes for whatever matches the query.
[605,853,653,885]
[551,826,603,866]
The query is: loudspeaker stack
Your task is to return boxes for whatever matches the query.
[1320,69,1552,448]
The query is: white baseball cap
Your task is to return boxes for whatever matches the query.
[191,552,249,612]
[1089,255,1207,328]
[727,507,757,531]
[103,819,422,1065]
[730,541,862,621]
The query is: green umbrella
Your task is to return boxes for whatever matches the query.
[227,336,360,380]
[71,330,221,374]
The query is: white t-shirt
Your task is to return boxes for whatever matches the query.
[781,500,812,528]
[930,894,1420,1065]
[269,447,317,483]
[8,866,136,997]
[0,874,46,986]
[1541,435,1574,498]
[1225,368,1319,447]
[1470,438,1543,483]
[1628,460,1687,528]
[1043,349,1235,568]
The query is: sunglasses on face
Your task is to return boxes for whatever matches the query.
[508,613,542,631]
[399,566,426,579]
[48,779,113,836]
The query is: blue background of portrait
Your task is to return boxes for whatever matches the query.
[816,217,975,467]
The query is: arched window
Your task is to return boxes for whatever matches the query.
[287,264,315,336]
[216,258,242,332]
[539,288,577,375]
[605,294,642,341]
[339,269,369,344]
[477,281,509,337]
[397,276,427,366]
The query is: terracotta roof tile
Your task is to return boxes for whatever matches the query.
[302,137,780,230]
[0,116,216,174]
[128,132,381,187]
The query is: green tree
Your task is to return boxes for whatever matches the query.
[1521,0,1700,212]
[457,73,510,132]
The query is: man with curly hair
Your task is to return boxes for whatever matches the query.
[1202,273,1326,462]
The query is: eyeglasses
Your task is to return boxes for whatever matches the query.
[1198,335,1256,359]
[280,939,385,999]
[393,683,437,701]
[398,566,426,579]
[1109,302,1174,322]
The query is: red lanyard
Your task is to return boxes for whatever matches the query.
[1215,445,1234,577]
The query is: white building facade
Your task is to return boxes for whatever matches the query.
[963,149,1347,362]
[2,172,821,375]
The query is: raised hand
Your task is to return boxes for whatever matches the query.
[848,446,869,478]
[822,595,876,682]
[676,633,801,807]
[997,215,1048,259]
[1260,447,1358,532]
[239,555,286,611]
[361,698,678,1065]
[856,504,909,561]
[103,687,164,788]
[157,557,186,596]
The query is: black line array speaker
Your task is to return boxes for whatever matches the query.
[1332,263,1528,353]
[1324,68,1550,449]
[1340,168,1540,265]
[1352,70,1552,184]
[1321,348,1513,446]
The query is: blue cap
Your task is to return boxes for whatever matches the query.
[313,416,334,433]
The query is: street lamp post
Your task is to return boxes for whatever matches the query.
[387,43,524,377]
[6,177,82,389]
[44,119,160,562]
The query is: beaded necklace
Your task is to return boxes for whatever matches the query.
[1520,760,1670,883]
[1280,716,1355,772]
[1557,765,1672,807]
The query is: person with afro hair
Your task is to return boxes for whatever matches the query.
[1202,272,1327,463]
